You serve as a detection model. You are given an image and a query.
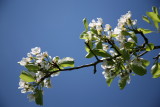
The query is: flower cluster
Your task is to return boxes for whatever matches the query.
[18,47,74,104]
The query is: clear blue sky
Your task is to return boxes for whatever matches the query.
[0,0,160,107]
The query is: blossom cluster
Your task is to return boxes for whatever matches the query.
[84,11,140,88]
[18,47,61,101]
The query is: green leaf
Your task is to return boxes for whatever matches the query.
[152,6,159,15]
[146,43,154,51]
[142,16,150,23]
[124,42,136,49]
[146,12,160,22]
[80,31,88,39]
[25,64,40,72]
[141,59,150,67]
[58,57,74,67]
[93,49,112,57]
[111,34,118,37]
[120,49,130,61]
[85,41,93,52]
[106,78,113,87]
[90,28,98,35]
[131,63,147,76]
[83,18,88,31]
[96,41,102,49]
[146,12,160,29]
[35,89,43,106]
[121,31,131,36]
[151,63,160,78]
[85,52,94,58]
[137,28,153,34]
[19,71,35,82]
[118,77,128,90]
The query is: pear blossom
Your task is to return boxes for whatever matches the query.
[18,79,34,93]
[104,24,111,32]
[51,72,60,77]
[44,79,52,88]
[102,44,109,51]
[127,37,134,43]
[18,57,31,66]
[31,47,41,55]
[36,71,45,82]
[96,18,103,26]
[89,19,96,28]
[109,50,117,56]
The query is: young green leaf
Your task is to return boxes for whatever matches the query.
[137,28,153,34]
[93,49,112,57]
[83,18,88,31]
[118,77,128,90]
[131,63,147,76]
[106,78,113,87]
[141,59,150,67]
[96,41,102,49]
[58,57,74,67]
[120,49,130,61]
[142,16,150,23]
[20,71,35,82]
[85,52,94,58]
[35,90,43,106]
[80,31,88,39]
[146,43,154,51]
[151,63,160,78]
[152,6,159,15]
[25,64,40,72]
[146,12,160,22]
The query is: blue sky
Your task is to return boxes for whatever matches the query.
[0,0,160,107]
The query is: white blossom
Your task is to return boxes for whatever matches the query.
[36,71,45,82]
[109,50,117,56]
[44,79,52,88]
[96,18,103,26]
[51,72,60,77]
[18,57,31,66]
[127,37,135,43]
[104,24,111,32]
[18,79,34,93]
[102,44,109,51]
[89,19,96,28]
[113,27,121,35]
[31,47,41,55]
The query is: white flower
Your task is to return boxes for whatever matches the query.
[96,18,103,26]
[36,71,45,82]
[18,57,31,66]
[104,24,111,32]
[51,72,60,77]
[31,47,41,55]
[127,37,134,43]
[101,59,112,70]
[27,53,32,58]
[89,19,96,28]
[113,27,121,35]
[42,51,48,57]
[102,44,108,51]
[27,94,35,102]
[44,79,52,88]
[45,64,50,70]
[18,79,34,93]
[109,50,117,56]
[132,19,137,25]
[96,26,102,31]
